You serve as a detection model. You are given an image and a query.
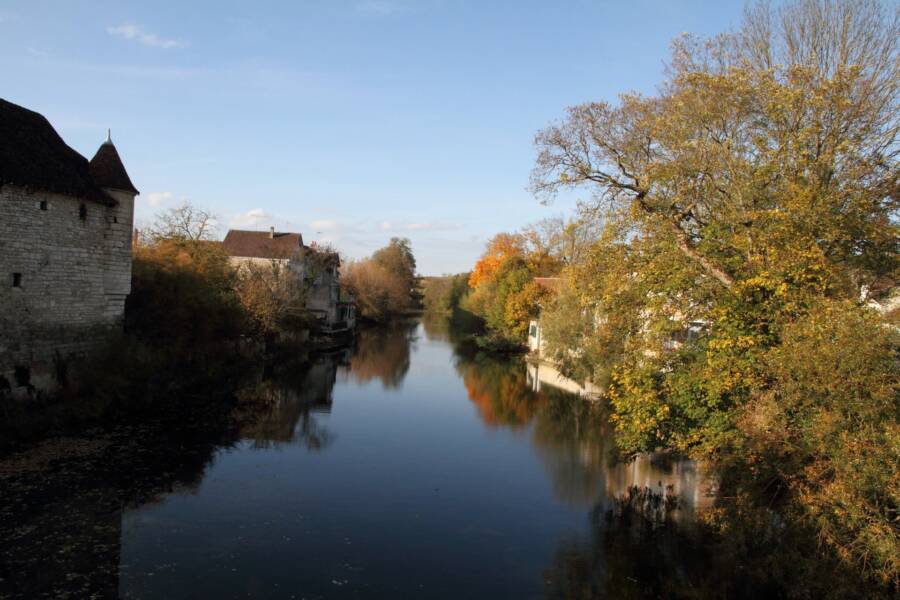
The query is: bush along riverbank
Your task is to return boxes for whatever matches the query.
[422,269,536,355]
[341,237,422,324]
[0,237,319,453]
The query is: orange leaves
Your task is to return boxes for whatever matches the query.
[468,233,525,289]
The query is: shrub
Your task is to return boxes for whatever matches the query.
[342,239,418,322]
[127,239,245,347]
[234,261,309,341]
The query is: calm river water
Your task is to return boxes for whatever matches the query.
[2,319,719,599]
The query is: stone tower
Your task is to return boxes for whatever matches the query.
[89,131,139,322]
[0,99,139,396]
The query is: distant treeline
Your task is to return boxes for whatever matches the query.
[421,217,593,351]
[421,273,469,316]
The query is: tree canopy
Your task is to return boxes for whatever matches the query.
[529,0,899,589]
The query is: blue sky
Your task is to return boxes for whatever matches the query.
[1,1,746,274]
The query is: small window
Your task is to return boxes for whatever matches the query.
[39,200,48,211]
[113,216,118,223]
[79,203,87,221]
[12,273,22,288]
[13,366,30,387]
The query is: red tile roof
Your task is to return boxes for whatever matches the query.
[223,229,303,260]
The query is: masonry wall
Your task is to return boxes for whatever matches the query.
[0,184,134,396]
[228,256,290,270]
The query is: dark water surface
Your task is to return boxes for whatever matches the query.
[2,319,716,599]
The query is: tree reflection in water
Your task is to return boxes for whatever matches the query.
[239,354,344,451]
[342,320,418,389]
[450,347,748,597]
[454,351,711,513]
[2,320,866,598]
[0,426,230,599]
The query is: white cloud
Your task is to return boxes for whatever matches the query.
[107,24,185,49]
[145,191,172,207]
[229,208,271,229]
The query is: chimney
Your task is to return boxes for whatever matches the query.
[269,226,275,239]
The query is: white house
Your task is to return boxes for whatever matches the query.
[222,228,356,335]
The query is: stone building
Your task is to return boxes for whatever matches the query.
[222,228,356,334]
[0,98,138,397]
[298,244,356,335]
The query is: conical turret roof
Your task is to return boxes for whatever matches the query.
[89,133,138,194]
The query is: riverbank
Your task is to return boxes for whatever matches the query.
[0,319,711,598]
[2,318,894,598]
[0,233,363,453]
[0,327,359,455]
[422,313,899,599]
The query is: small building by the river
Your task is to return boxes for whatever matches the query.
[0,98,138,397]
[222,228,356,335]
[295,244,356,335]
[527,277,563,358]
[222,227,304,268]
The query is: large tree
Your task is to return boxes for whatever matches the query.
[146,201,218,243]
[372,237,417,292]
[531,0,899,294]
[532,1,900,588]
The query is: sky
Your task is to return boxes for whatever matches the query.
[1,1,749,275]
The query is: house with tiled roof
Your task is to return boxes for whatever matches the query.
[223,228,356,335]
[222,228,304,266]
[0,98,138,397]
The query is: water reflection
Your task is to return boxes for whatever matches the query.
[240,354,345,450]
[454,350,711,517]
[0,426,226,599]
[542,502,728,600]
[449,350,730,597]
[1,320,725,599]
[341,320,418,389]
[527,361,605,399]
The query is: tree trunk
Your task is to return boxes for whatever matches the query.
[669,221,735,288]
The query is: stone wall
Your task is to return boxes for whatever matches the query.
[228,256,290,270]
[0,184,134,396]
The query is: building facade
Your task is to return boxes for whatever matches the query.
[222,228,356,335]
[0,98,138,397]
[296,244,356,335]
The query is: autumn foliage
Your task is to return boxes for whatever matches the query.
[468,233,525,288]
[528,0,899,590]
[342,238,418,322]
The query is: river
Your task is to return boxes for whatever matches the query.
[1,318,720,599]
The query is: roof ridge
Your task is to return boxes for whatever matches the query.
[0,97,116,204]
